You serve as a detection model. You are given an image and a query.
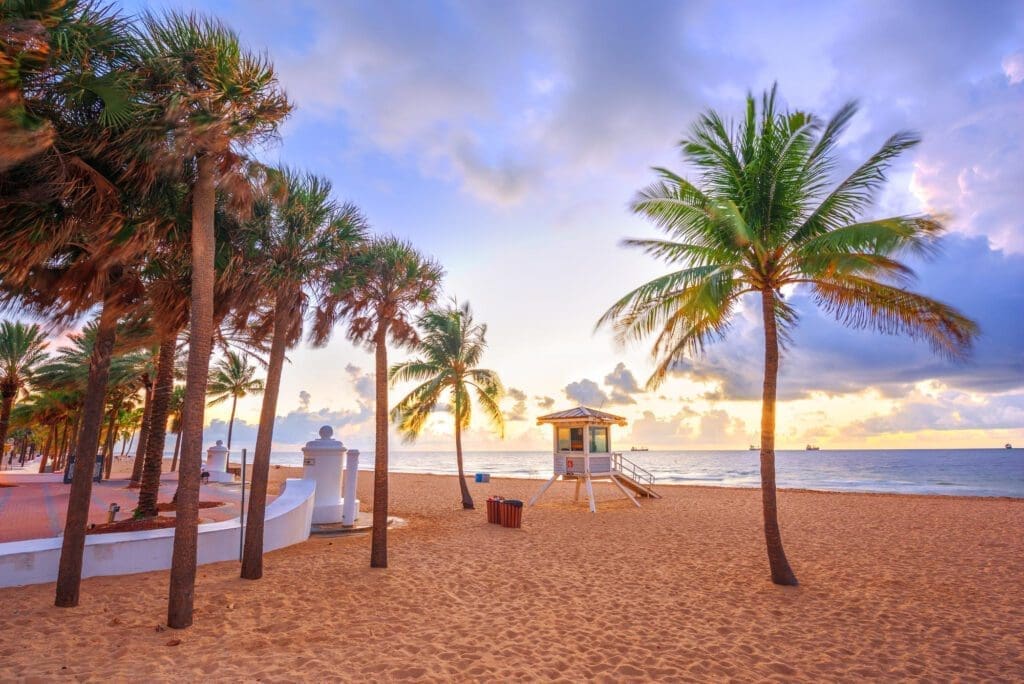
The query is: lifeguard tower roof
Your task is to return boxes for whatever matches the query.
[536,406,627,426]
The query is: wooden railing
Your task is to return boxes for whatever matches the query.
[611,452,655,489]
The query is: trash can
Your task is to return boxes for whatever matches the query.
[498,499,509,526]
[486,496,503,524]
[502,500,523,529]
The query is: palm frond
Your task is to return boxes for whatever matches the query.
[811,275,977,360]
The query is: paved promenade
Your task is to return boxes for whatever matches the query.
[0,464,251,543]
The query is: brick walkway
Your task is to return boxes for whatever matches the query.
[0,470,255,543]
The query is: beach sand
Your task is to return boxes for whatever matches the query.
[1,470,1022,681]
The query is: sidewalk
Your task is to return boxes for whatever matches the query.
[0,472,255,543]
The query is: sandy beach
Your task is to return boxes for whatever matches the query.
[1,470,1022,681]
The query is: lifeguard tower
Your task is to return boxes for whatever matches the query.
[529,406,660,512]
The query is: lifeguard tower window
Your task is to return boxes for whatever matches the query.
[589,426,609,453]
[558,427,584,451]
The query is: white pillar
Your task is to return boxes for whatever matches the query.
[302,426,359,525]
[205,440,234,483]
[342,449,360,526]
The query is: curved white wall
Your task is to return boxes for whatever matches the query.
[0,478,315,589]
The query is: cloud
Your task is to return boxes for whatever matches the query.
[535,395,555,410]
[669,235,1024,401]
[345,363,376,402]
[563,378,608,407]
[298,390,311,411]
[627,410,692,447]
[505,387,528,421]
[848,388,1024,436]
[205,401,373,449]
[697,409,748,445]
[625,407,748,448]
[1004,50,1024,85]
[604,362,642,404]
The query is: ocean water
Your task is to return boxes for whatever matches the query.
[253,448,1024,499]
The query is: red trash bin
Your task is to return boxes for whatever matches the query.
[501,500,523,528]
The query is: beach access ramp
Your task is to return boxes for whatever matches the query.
[610,452,661,500]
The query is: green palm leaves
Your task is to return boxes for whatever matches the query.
[0,320,49,450]
[318,236,445,349]
[600,86,979,585]
[207,351,264,407]
[600,85,978,388]
[389,301,503,509]
[0,321,49,396]
[136,11,291,157]
[390,302,505,442]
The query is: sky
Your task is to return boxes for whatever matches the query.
[112,0,1023,452]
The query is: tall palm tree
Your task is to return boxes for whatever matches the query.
[317,237,444,568]
[1,0,166,608]
[206,351,264,449]
[236,167,367,580]
[138,11,291,629]
[390,302,505,509]
[0,321,48,458]
[599,86,978,586]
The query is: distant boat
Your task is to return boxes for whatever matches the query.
[630,446,649,452]
[806,444,821,451]
[749,445,759,451]
[1007,443,1014,449]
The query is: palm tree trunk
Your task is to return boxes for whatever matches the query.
[170,430,181,472]
[454,395,473,509]
[55,295,119,607]
[120,431,129,458]
[759,289,798,586]
[227,395,237,450]
[371,324,389,569]
[137,335,177,518]
[129,377,153,486]
[38,423,55,474]
[103,402,120,479]
[66,412,81,464]
[55,420,69,471]
[241,292,292,580]
[168,151,217,630]
[0,386,16,462]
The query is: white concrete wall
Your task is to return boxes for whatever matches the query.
[0,478,315,589]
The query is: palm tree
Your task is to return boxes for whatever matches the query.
[0,321,49,458]
[390,302,505,509]
[0,1,168,608]
[0,0,137,171]
[206,351,265,449]
[598,86,978,586]
[138,11,291,628]
[135,335,178,518]
[317,237,444,568]
[236,167,367,580]
[167,386,185,472]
